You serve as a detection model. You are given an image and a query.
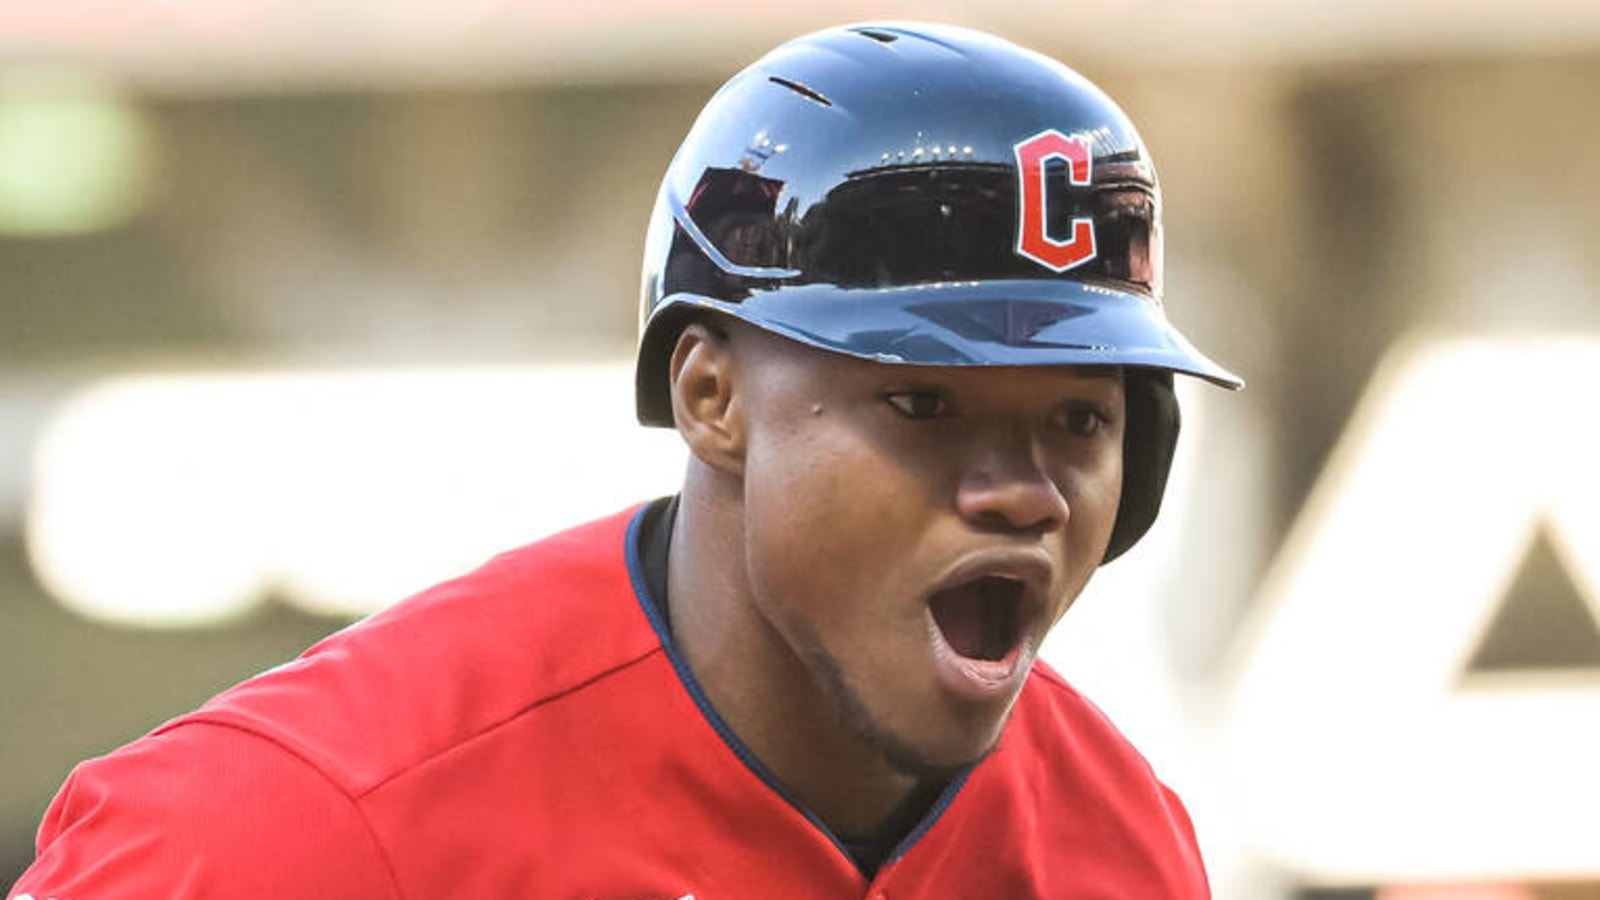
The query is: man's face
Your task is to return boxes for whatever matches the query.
[733,329,1125,777]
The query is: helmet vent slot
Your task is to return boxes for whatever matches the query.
[851,27,900,43]
[767,76,833,107]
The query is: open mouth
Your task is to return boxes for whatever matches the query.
[928,575,1026,662]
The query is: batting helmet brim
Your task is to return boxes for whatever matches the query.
[635,279,1242,427]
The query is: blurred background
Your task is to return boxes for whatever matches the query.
[3,2,1599,897]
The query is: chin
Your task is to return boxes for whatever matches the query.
[874,723,1005,781]
[813,648,1015,779]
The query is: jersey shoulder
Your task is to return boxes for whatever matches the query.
[894,665,1210,896]
[998,662,1210,890]
[1013,661,1163,770]
[172,504,659,797]
[1009,661,1191,810]
[12,721,403,900]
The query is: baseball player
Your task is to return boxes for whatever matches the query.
[10,22,1240,899]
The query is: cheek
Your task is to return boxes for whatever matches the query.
[1059,443,1124,552]
[1077,450,1124,518]
[740,421,933,615]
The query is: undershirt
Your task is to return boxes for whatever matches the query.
[634,495,943,877]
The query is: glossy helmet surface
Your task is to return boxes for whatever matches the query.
[636,22,1242,561]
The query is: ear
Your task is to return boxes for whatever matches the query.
[668,321,747,476]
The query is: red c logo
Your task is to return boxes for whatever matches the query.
[1013,129,1096,273]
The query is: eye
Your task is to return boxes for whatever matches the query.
[1056,404,1112,437]
[884,389,950,419]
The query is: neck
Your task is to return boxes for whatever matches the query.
[668,463,925,836]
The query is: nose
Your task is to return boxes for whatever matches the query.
[954,428,1069,535]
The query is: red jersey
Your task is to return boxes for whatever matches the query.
[10,505,1209,899]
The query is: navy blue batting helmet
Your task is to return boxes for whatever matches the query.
[636,22,1242,560]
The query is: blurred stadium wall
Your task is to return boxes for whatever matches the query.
[3,3,1600,897]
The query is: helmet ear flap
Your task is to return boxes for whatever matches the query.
[1103,370,1180,563]
[636,303,702,427]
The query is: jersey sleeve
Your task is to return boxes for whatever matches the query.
[8,722,401,900]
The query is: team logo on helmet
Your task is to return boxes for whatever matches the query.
[1013,129,1097,273]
